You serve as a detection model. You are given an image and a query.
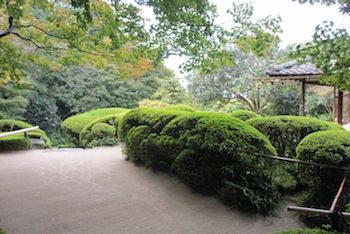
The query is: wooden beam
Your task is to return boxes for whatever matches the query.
[0,126,39,138]
[338,90,343,125]
[301,79,306,116]
[333,87,337,122]
[330,175,347,212]
[287,206,350,218]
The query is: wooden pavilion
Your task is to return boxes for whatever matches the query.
[261,58,347,124]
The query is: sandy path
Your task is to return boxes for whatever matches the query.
[0,146,304,234]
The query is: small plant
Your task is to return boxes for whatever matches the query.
[230,109,260,121]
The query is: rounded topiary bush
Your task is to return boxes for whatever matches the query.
[79,112,127,147]
[61,108,128,144]
[91,123,116,138]
[274,229,333,234]
[0,135,31,151]
[0,119,51,150]
[231,110,260,121]
[247,116,344,157]
[118,108,190,142]
[138,112,281,212]
[296,130,350,231]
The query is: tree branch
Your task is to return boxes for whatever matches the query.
[0,16,14,38]
[20,24,71,40]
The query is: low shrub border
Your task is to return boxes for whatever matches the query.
[61,107,129,144]
[123,111,282,213]
[230,110,261,121]
[79,112,128,147]
[0,119,51,150]
[246,116,344,157]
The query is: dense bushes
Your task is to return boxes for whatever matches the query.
[296,130,350,226]
[118,107,191,142]
[121,109,282,213]
[61,108,129,144]
[230,110,260,121]
[0,135,31,151]
[79,112,128,147]
[274,229,334,234]
[0,119,51,150]
[246,116,344,157]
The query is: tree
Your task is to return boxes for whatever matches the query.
[293,22,350,91]
[0,1,282,83]
[292,0,350,15]
[292,1,350,91]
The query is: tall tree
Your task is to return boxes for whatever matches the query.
[0,0,282,83]
[292,0,350,90]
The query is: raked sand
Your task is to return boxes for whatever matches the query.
[0,146,305,234]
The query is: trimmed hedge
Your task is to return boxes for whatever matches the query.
[79,112,128,147]
[0,119,51,150]
[0,134,31,151]
[118,107,191,142]
[246,116,344,157]
[231,110,260,121]
[162,104,196,112]
[274,229,334,234]
[61,108,129,143]
[296,130,350,210]
[123,110,282,213]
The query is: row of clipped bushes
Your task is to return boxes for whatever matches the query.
[0,119,51,151]
[120,108,282,213]
[119,108,350,221]
[61,105,197,148]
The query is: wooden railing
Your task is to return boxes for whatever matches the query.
[0,126,39,139]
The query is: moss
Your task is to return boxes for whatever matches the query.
[231,110,261,121]
[61,108,129,142]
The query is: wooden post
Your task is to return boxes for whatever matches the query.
[338,90,343,125]
[300,79,305,116]
[333,87,337,122]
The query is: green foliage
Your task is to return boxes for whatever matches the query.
[118,107,191,142]
[296,130,350,232]
[34,66,160,119]
[0,119,51,149]
[0,134,31,151]
[80,112,127,148]
[123,110,281,213]
[246,116,344,157]
[162,104,196,112]
[269,86,301,116]
[61,107,128,143]
[0,82,32,120]
[293,21,350,91]
[24,96,60,136]
[274,228,335,234]
[231,110,261,121]
[50,129,77,148]
[0,227,5,234]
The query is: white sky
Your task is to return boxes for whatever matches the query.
[163,0,349,76]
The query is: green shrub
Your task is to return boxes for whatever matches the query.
[163,104,196,112]
[79,112,128,147]
[0,119,51,150]
[124,111,281,213]
[0,227,6,234]
[230,110,260,121]
[274,229,335,234]
[247,116,344,157]
[296,130,350,214]
[118,107,190,142]
[0,134,31,151]
[61,108,129,143]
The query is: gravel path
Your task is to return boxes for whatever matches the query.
[0,146,305,234]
